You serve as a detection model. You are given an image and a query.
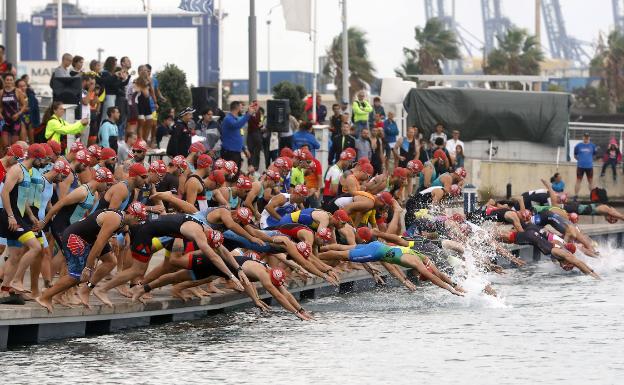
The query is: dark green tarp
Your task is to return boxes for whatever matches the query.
[403,88,571,147]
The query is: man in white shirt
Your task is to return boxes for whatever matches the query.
[445,130,465,157]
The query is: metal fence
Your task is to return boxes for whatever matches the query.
[568,122,624,160]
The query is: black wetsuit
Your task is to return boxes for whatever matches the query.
[514,224,553,255]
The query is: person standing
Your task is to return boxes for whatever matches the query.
[330,122,356,164]
[99,106,120,153]
[52,53,73,79]
[368,96,386,128]
[600,139,621,182]
[352,91,373,138]
[221,101,256,168]
[246,101,263,170]
[292,122,321,156]
[574,133,597,200]
[166,107,195,158]
[43,101,89,145]
[355,128,373,161]
[445,130,464,159]
[429,123,447,145]
[0,73,28,145]
[394,126,418,168]
[0,45,15,76]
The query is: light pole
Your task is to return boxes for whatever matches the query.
[249,0,258,103]
[341,0,349,104]
[97,48,104,63]
[266,3,281,96]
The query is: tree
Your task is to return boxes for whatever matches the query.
[156,63,192,120]
[272,81,307,120]
[396,18,460,78]
[484,28,544,76]
[590,30,624,113]
[323,27,376,102]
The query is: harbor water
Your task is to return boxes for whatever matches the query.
[1,242,623,385]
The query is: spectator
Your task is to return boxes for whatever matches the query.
[330,121,356,164]
[301,144,323,208]
[370,125,386,175]
[89,59,102,75]
[99,106,120,153]
[0,73,28,145]
[383,111,399,161]
[429,122,447,145]
[99,57,120,124]
[355,128,372,160]
[279,114,297,149]
[394,126,418,168]
[550,172,565,193]
[166,107,195,157]
[0,44,16,75]
[16,77,39,143]
[418,137,432,163]
[116,56,133,140]
[433,137,451,174]
[146,64,164,147]
[70,55,84,76]
[221,100,256,167]
[43,100,88,145]
[446,130,464,158]
[573,132,597,199]
[329,103,342,134]
[339,101,350,116]
[304,94,327,124]
[352,91,373,137]
[247,101,263,170]
[454,144,465,169]
[293,122,320,156]
[156,114,174,149]
[600,139,621,182]
[52,53,73,79]
[368,96,386,127]
[80,73,98,144]
[197,108,221,154]
[118,131,137,164]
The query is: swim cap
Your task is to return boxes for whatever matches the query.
[52,160,71,176]
[269,268,287,287]
[126,201,148,220]
[87,144,102,160]
[449,184,461,197]
[129,163,148,177]
[214,158,225,170]
[189,142,206,154]
[360,162,374,176]
[69,142,85,153]
[406,159,423,173]
[357,157,370,166]
[273,157,291,170]
[149,160,167,175]
[7,143,25,158]
[332,209,351,224]
[293,149,312,161]
[392,167,409,179]
[508,231,517,244]
[377,191,394,206]
[519,209,532,222]
[568,212,579,224]
[293,184,309,196]
[317,227,332,242]
[235,207,253,225]
[224,160,238,175]
[131,139,148,152]
[209,170,226,185]
[196,154,213,169]
[27,143,47,159]
[74,149,92,165]
[454,167,467,178]
[100,147,117,161]
[433,149,447,160]
[565,242,576,254]
[42,143,54,158]
[296,241,311,259]
[280,147,294,158]
[357,227,373,242]
[47,139,62,155]
[265,169,281,182]
[561,262,575,271]
[339,148,356,161]
[205,228,224,248]
[236,175,253,190]
[94,167,114,183]
[606,214,618,224]
[172,155,188,170]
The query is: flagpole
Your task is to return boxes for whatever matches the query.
[311,0,318,123]
[341,0,349,104]
[57,0,63,60]
[249,0,258,103]
[218,0,224,109]
[146,0,152,64]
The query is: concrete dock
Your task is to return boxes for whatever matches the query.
[1,223,623,351]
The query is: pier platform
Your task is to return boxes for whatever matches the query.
[1,223,623,350]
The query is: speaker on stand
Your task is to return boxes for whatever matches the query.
[266,99,290,133]
[191,86,219,120]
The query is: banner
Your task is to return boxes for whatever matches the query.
[281,0,311,34]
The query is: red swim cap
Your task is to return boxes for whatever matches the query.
[269,268,287,287]
[296,241,311,259]
[568,212,579,224]
[565,242,576,254]
[357,227,373,242]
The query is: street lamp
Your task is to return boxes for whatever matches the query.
[267,3,281,96]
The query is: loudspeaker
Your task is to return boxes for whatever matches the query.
[51,76,82,105]
[191,87,218,117]
[267,99,290,133]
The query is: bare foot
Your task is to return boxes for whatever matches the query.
[35,296,53,313]
[93,288,114,308]
[131,286,146,304]
[171,286,192,301]
[77,285,92,309]
[115,285,132,298]
[188,287,205,298]
[223,280,243,292]
[10,282,26,293]
[206,282,226,294]
[53,294,73,307]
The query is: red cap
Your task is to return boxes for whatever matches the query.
[293,149,313,161]
[209,170,226,185]
[214,158,225,170]
[196,154,213,169]
[189,142,206,154]
[94,167,114,183]
[450,213,465,223]
[235,207,253,225]
[235,175,253,190]
[149,160,167,175]
[358,157,370,165]
[126,201,148,220]
[269,268,287,287]
[205,228,224,248]
[224,160,238,175]
[406,159,424,173]
[52,160,71,176]
[274,157,292,170]
[265,169,281,182]
[360,162,374,176]
[449,184,461,197]
[47,140,62,155]
[332,209,351,224]
[280,147,294,158]
[317,227,332,241]
[172,155,188,170]
[74,149,92,165]
[519,209,532,222]
[569,212,579,224]
[340,148,356,161]
[296,241,311,259]
[433,149,447,160]
[565,242,577,254]
[357,227,373,242]
[293,184,309,196]
[27,143,47,159]
[42,143,54,157]
[393,167,409,178]
[455,167,467,178]
[69,142,85,154]
[129,163,148,177]
[7,143,25,158]
[132,139,148,151]
[100,147,117,161]
[508,231,517,244]
[87,144,102,159]
[377,191,394,206]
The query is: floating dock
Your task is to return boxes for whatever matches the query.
[1,223,623,351]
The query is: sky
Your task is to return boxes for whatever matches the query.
[17,0,615,85]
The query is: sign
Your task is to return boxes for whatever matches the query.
[16,61,58,98]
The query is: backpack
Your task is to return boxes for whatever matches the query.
[590,187,608,203]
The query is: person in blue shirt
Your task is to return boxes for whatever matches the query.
[98,106,120,153]
[292,122,320,156]
[574,132,597,199]
[221,100,257,168]
[550,172,565,193]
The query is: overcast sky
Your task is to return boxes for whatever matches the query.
[19,0,614,84]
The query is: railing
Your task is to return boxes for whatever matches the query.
[569,122,624,157]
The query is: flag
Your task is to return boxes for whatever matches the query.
[281,0,311,34]
[178,0,214,15]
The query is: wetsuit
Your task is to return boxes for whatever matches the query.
[187,252,238,281]
[525,210,570,234]
[0,163,36,245]
[513,224,554,256]
[50,184,96,247]
[1,88,21,136]
[274,223,311,240]
[61,209,124,279]
[404,187,444,228]
[277,208,322,230]
[347,241,402,263]
[184,174,208,212]
[521,189,550,211]
[562,202,599,216]
[93,181,134,212]
[260,193,297,229]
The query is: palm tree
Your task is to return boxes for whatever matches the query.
[484,28,544,76]
[396,18,460,78]
[323,27,376,102]
[590,30,624,113]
